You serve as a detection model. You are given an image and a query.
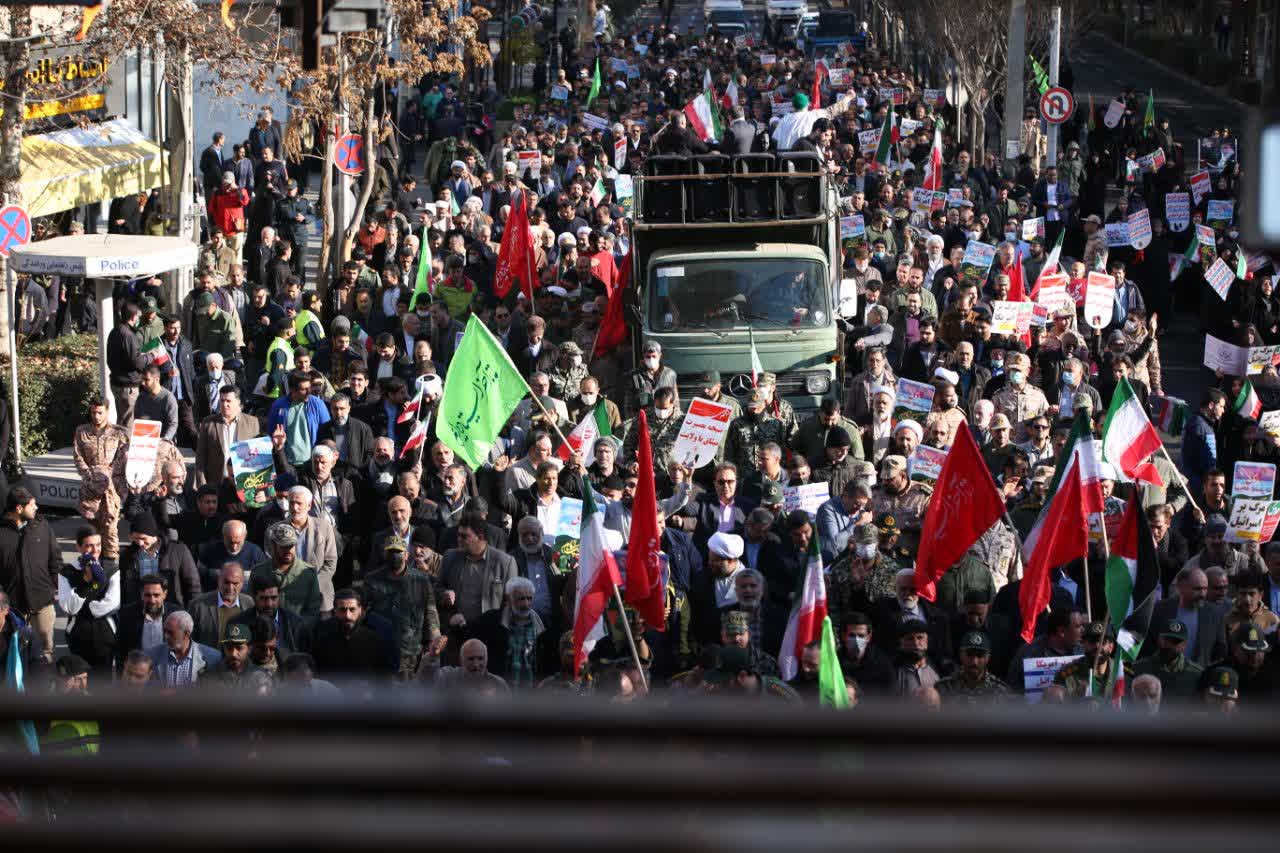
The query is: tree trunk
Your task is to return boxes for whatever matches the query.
[341,95,378,262]
[0,8,31,360]
[316,122,335,307]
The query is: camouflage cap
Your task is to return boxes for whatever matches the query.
[721,610,751,636]
[759,371,778,386]
[717,644,755,675]
[384,534,408,553]
[1083,621,1115,642]
[745,390,767,411]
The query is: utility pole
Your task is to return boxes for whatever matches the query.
[1045,4,1061,167]
[1003,0,1027,169]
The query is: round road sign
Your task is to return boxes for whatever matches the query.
[0,204,31,258]
[333,133,366,176]
[1039,86,1074,125]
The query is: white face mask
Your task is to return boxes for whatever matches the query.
[847,634,868,656]
[1010,369,1025,386]
[580,393,598,406]
[855,543,877,559]
[1124,320,1138,333]
[569,355,582,368]
[643,355,660,369]
[276,497,289,512]
[654,407,673,420]
[1004,232,1017,242]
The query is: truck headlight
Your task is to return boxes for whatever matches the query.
[805,374,830,395]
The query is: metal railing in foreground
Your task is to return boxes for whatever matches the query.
[0,689,1275,851]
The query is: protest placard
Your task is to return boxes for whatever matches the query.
[858,128,881,154]
[760,53,777,68]
[923,88,946,107]
[910,187,934,215]
[1260,411,1280,443]
[771,99,795,116]
[1247,252,1272,273]
[1226,498,1270,544]
[613,174,633,199]
[517,150,540,179]
[1083,271,1116,329]
[550,84,570,101]
[1103,99,1125,128]
[671,398,735,469]
[825,67,848,89]
[1247,344,1280,375]
[1190,170,1211,205]
[839,214,866,253]
[231,436,276,508]
[1234,462,1276,499]
[550,497,583,572]
[1196,224,1218,267]
[1104,222,1130,248]
[1165,192,1190,232]
[124,420,162,490]
[959,239,996,286]
[899,118,921,138]
[1021,217,1045,241]
[894,377,935,420]
[1261,502,1280,542]
[1203,334,1248,375]
[1024,655,1082,703]
[1005,139,1021,159]
[947,188,965,207]
[991,300,1021,336]
[908,446,948,484]
[1089,503,1126,544]
[1204,256,1235,301]
[581,113,609,132]
[1127,208,1152,249]
[1207,199,1235,230]
[1136,148,1166,173]
[614,136,627,170]
[783,482,830,519]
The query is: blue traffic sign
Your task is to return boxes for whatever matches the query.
[334,133,365,176]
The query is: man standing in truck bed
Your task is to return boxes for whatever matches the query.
[725,391,790,479]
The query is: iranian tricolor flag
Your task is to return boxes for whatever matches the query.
[399,415,430,459]
[396,386,424,424]
[1032,230,1065,298]
[572,475,623,678]
[1236,379,1262,420]
[556,403,613,466]
[588,176,607,207]
[351,321,373,353]
[140,337,170,367]
[872,103,897,171]
[1019,413,1104,642]
[684,89,723,142]
[921,124,943,192]
[778,531,828,680]
[1102,377,1164,486]
[1104,489,1159,664]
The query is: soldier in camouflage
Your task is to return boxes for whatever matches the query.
[1053,621,1129,703]
[721,609,780,677]
[936,631,1011,704]
[619,386,685,472]
[702,644,801,702]
[758,372,799,447]
[724,390,790,478]
[828,524,899,638]
[546,341,591,402]
[870,455,933,557]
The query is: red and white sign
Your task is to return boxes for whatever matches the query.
[1084,271,1116,330]
[672,398,735,469]
[1039,87,1074,125]
[124,420,163,489]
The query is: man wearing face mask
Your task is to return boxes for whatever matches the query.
[1132,619,1204,703]
[547,341,590,401]
[892,618,942,696]
[619,387,686,474]
[827,518,897,626]
[1052,357,1101,423]
[845,245,883,295]
[627,340,678,414]
[991,352,1048,442]
[363,535,444,678]
[837,611,893,693]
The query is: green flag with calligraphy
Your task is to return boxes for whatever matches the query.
[437,315,532,469]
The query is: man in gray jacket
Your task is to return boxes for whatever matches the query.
[438,514,517,633]
[188,561,254,647]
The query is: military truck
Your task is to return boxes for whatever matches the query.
[629,151,848,416]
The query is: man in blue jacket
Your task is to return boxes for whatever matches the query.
[268,371,332,468]
[1182,389,1226,498]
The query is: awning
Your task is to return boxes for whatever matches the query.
[18,118,166,220]
[8,233,198,278]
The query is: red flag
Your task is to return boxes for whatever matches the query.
[399,417,430,459]
[915,423,1006,602]
[1006,256,1027,302]
[593,243,630,357]
[623,410,666,631]
[922,125,943,193]
[1017,456,1091,642]
[811,64,824,110]
[493,192,533,299]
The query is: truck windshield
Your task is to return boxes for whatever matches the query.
[650,259,828,331]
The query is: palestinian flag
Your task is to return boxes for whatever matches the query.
[350,320,372,353]
[1102,377,1164,486]
[557,402,613,466]
[818,616,850,709]
[1104,489,1159,663]
[1236,379,1262,420]
[872,103,896,171]
[1019,413,1104,642]
[1032,230,1065,298]
[140,337,170,367]
[684,89,723,142]
[779,530,828,680]
[1149,395,1187,434]
[573,475,623,678]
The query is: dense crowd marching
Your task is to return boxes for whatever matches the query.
[0,7,1276,730]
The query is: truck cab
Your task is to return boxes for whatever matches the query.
[630,153,843,417]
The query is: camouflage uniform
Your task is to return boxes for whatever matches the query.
[723,412,790,478]
[363,565,442,677]
[620,406,685,471]
[936,671,1013,703]
[870,482,933,555]
[625,364,679,414]
[827,552,899,638]
[1053,656,1130,703]
[73,422,131,559]
[704,675,802,702]
[547,361,591,403]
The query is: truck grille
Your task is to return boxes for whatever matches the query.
[677,370,828,403]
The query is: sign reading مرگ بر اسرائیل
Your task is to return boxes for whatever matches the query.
[0,49,110,123]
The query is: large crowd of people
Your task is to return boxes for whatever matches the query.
[0,4,1275,727]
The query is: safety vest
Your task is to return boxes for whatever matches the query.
[293,309,326,348]
[264,335,295,398]
[43,719,101,755]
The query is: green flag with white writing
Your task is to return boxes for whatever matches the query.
[436,316,532,469]
[408,239,433,311]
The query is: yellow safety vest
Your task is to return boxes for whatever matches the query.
[264,335,295,398]
[43,719,100,755]
[293,309,326,349]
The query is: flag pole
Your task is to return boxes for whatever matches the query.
[529,391,573,450]
[610,583,649,692]
[1156,443,1204,517]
